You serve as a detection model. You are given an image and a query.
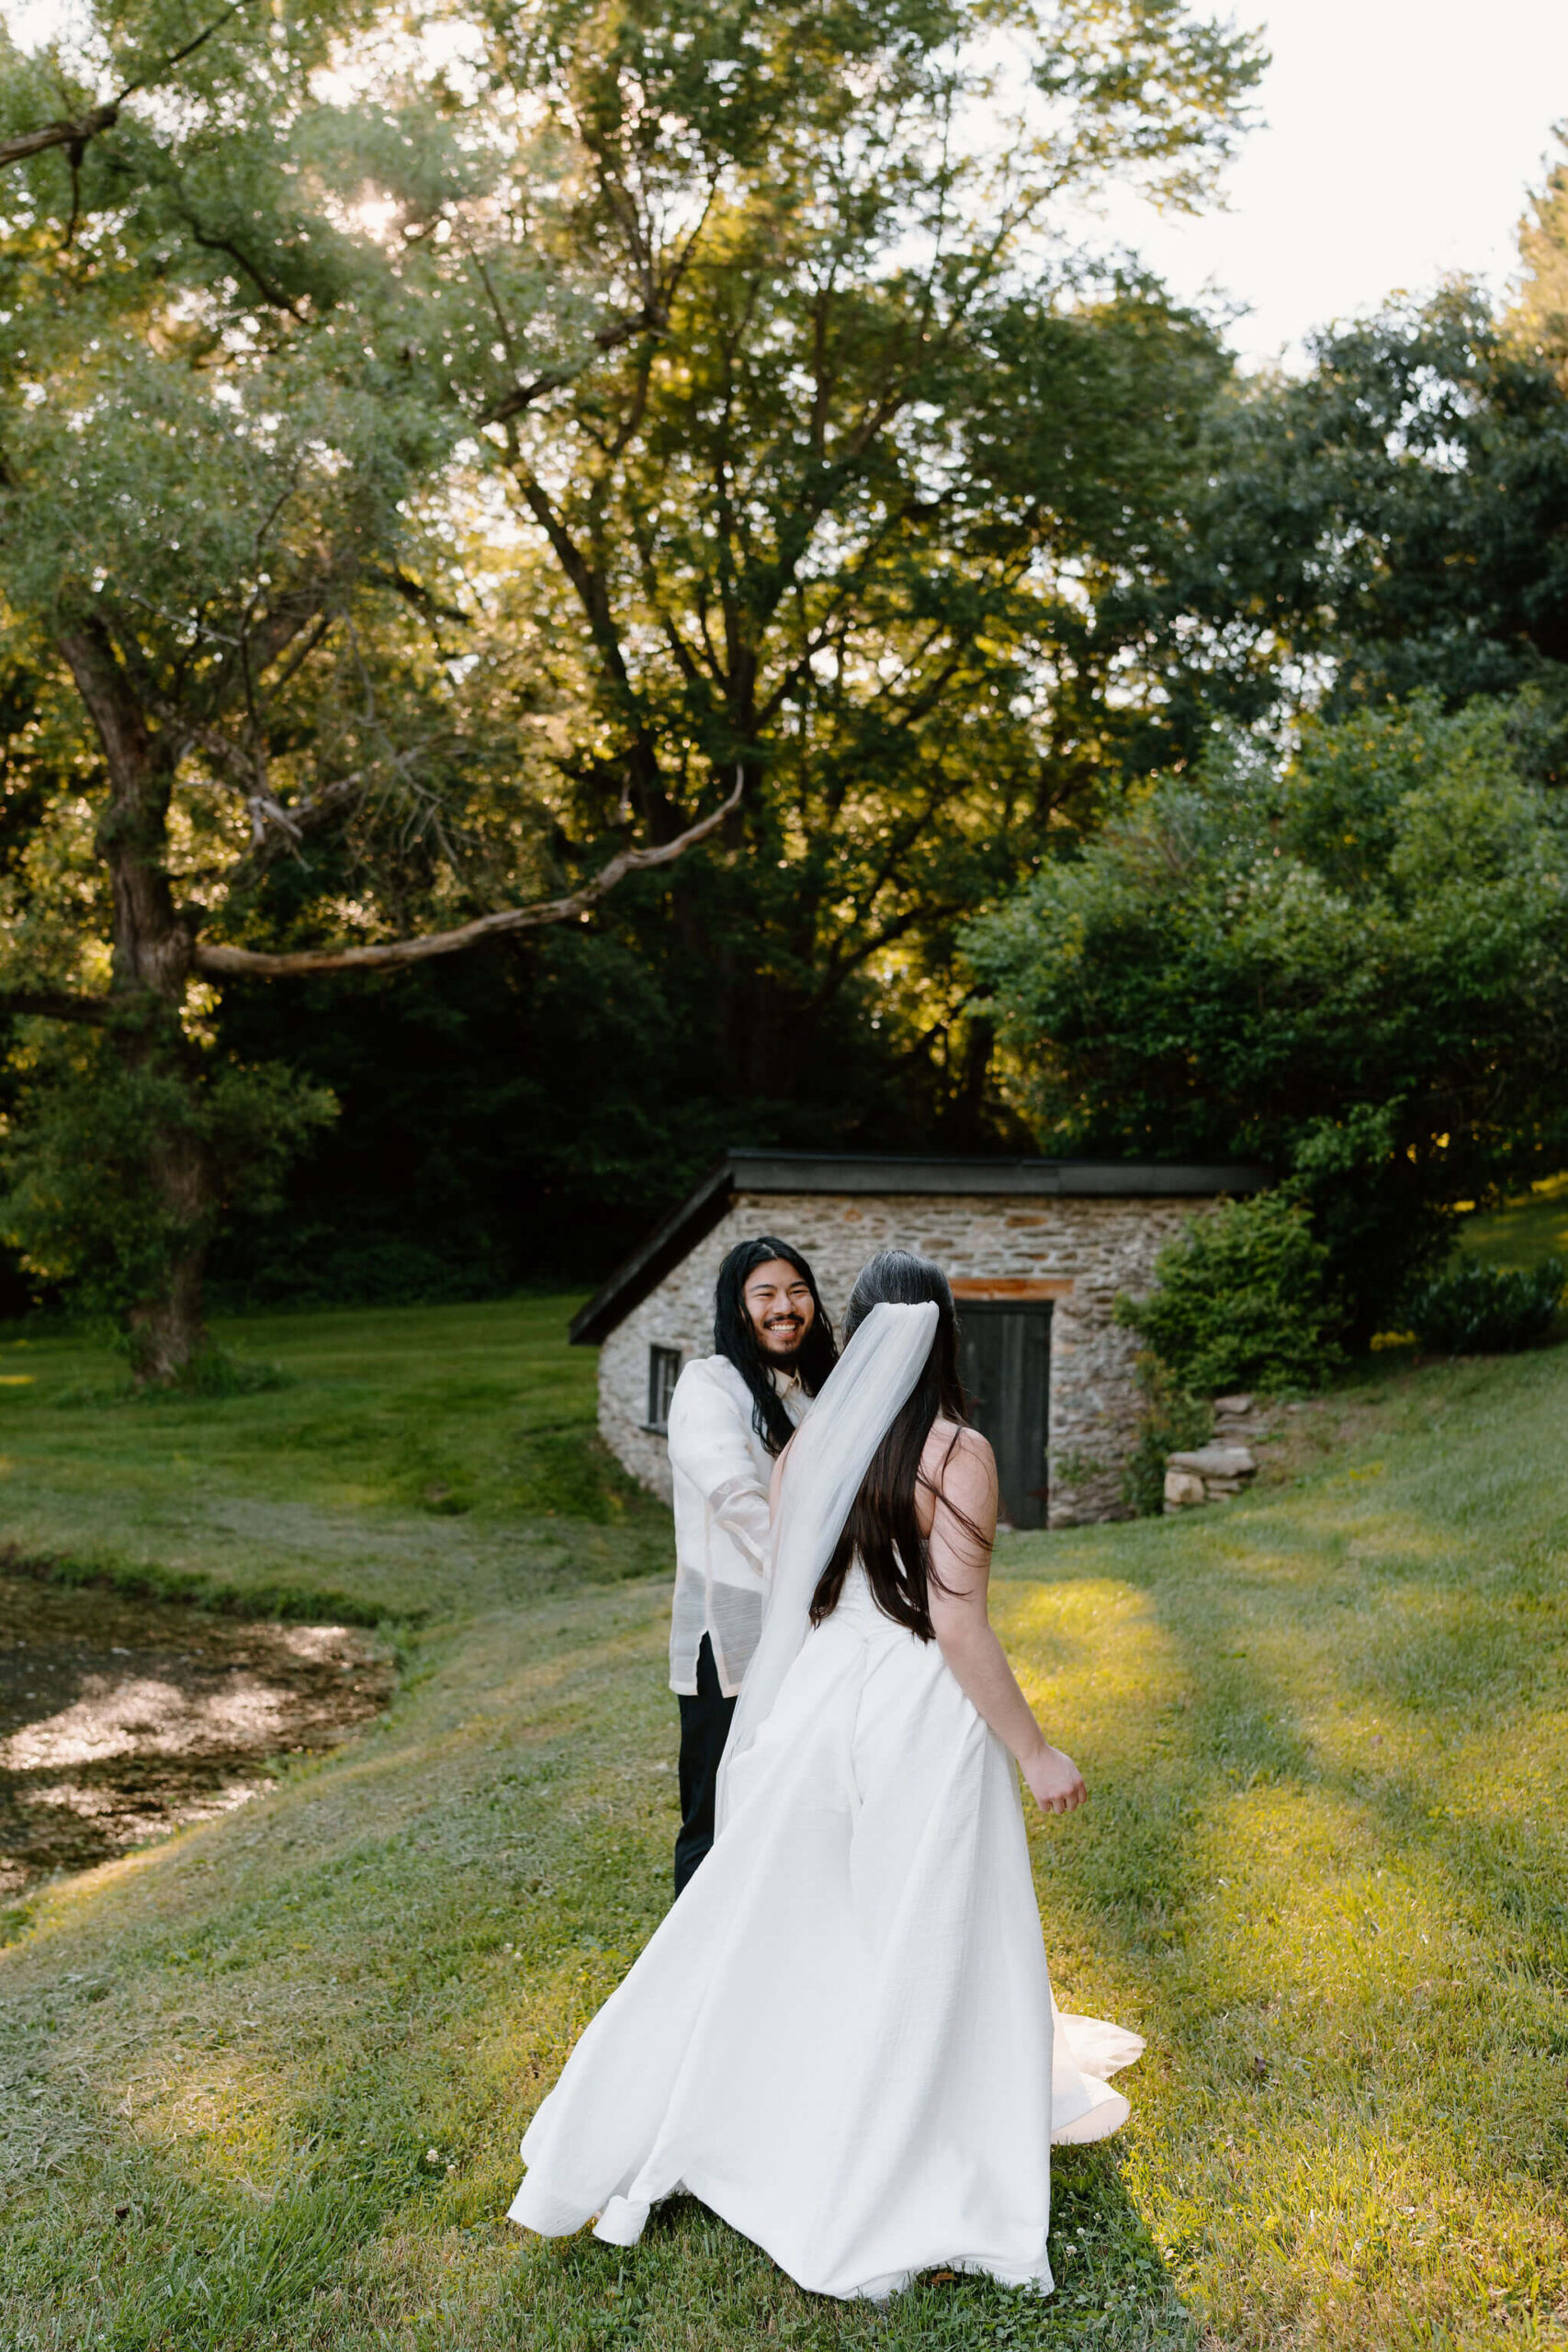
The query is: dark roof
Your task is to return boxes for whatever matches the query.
[569,1149,1269,1345]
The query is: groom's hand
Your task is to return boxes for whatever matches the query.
[1023,1743,1087,1815]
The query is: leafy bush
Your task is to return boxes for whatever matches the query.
[964,695,1568,1339]
[1116,1191,1345,1396]
[1407,1258,1565,1355]
[1,1030,335,1330]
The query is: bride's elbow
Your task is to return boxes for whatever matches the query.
[930,1606,987,1668]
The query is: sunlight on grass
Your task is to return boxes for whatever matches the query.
[1459,1170,1568,1272]
[0,1296,668,1620]
[987,1345,1568,2346]
[3,1304,1568,2346]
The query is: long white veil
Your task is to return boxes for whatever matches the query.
[715,1298,939,1832]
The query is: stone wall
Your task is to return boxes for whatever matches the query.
[594,1189,1214,1526]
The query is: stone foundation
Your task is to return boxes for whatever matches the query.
[595,1189,1220,1527]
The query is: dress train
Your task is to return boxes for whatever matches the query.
[509,1566,1141,2300]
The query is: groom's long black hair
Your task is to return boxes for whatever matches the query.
[809,1249,981,1643]
[713,1236,838,1455]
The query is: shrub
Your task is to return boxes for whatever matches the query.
[1116,1191,1345,1396]
[1,1031,335,1328]
[1407,1258,1565,1355]
[964,695,1568,1340]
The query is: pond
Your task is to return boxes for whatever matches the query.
[0,1573,393,1901]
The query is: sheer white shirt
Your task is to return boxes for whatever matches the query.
[665,1355,812,1697]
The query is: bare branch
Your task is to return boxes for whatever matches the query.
[0,104,118,173]
[184,220,305,319]
[0,1,252,175]
[194,770,744,979]
[479,306,665,427]
[117,0,250,101]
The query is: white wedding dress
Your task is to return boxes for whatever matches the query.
[508,1305,1142,2301]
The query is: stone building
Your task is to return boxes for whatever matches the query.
[571,1151,1266,1529]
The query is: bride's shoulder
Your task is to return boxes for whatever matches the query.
[925,1416,993,1459]
[920,1419,997,1499]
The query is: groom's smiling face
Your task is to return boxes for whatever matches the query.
[742,1259,817,1364]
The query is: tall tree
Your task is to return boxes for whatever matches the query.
[1139,287,1568,750]
[0,0,1261,1364]
[0,0,739,1374]
[1517,126,1568,364]
[325,0,1260,1099]
[964,696,1568,1337]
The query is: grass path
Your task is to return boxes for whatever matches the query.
[2,1303,1566,2347]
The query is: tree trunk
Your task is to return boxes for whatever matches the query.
[126,1145,210,1383]
[59,624,215,1383]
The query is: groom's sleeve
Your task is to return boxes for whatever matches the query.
[666,1365,771,1581]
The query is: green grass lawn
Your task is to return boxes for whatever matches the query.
[3,1296,1567,2350]
[0,1297,670,1621]
[1458,1173,1568,1273]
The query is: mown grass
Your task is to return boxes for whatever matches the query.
[0,1297,669,1622]
[2,1294,1566,2349]
[1460,1173,1568,1275]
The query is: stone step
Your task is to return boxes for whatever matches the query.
[1167,1444,1257,1478]
[1163,1440,1259,1511]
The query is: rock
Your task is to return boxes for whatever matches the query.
[1167,1444,1257,1479]
[1213,1393,1254,1416]
[1164,1468,1207,1509]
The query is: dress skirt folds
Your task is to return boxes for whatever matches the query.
[508,1567,1142,2301]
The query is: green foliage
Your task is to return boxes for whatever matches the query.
[0,0,1267,1329]
[393,0,1256,1106]
[1407,1257,1566,1357]
[1517,129,1568,358]
[1148,288,1568,741]
[1,1027,336,1321]
[966,695,1568,1336]
[206,914,990,1304]
[1116,1193,1345,1396]
[1120,1353,1213,1517]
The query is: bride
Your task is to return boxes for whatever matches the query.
[507,1249,1141,2300]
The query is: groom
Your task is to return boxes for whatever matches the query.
[664,1237,838,1893]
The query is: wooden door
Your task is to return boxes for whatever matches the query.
[956,1304,1052,1531]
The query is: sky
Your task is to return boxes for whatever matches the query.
[1103,0,1568,369]
[6,0,1568,371]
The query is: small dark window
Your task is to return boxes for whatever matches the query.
[647,1345,682,1432]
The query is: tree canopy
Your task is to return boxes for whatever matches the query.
[1136,288,1568,749]
[0,0,1265,1363]
[964,696,1568,1335]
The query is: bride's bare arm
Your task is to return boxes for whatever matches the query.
[923,1429,1087,1816]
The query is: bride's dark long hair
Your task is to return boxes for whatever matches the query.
[808,1249,976,1642]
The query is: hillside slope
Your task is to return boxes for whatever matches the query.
[2,1306,1565,2349]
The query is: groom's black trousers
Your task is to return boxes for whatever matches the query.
[674,1634,735,1895]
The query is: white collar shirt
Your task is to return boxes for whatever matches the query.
[664,1355,812,1697]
